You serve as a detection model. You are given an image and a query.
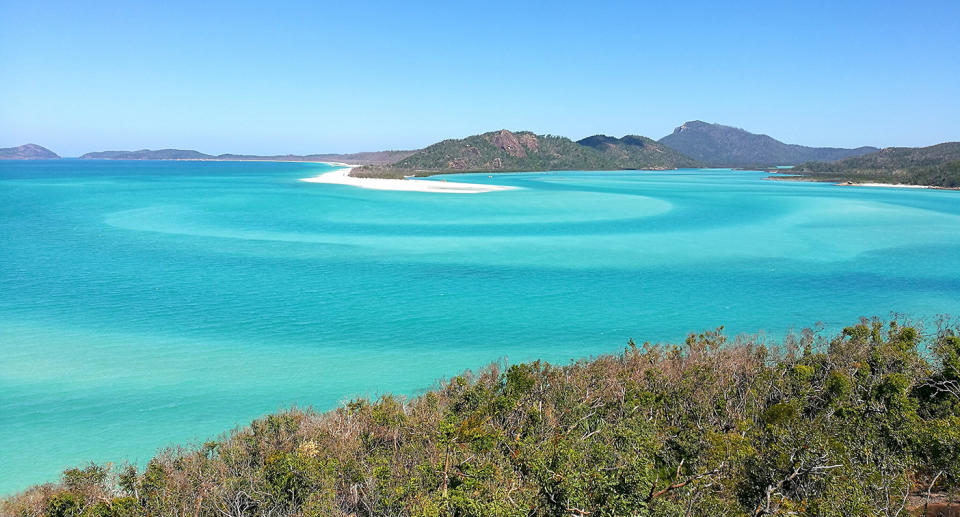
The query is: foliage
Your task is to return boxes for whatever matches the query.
[3,318,960,516]
[575,134,701,169]
[792,142,960,188]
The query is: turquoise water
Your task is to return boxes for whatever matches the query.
[2,160,960,495]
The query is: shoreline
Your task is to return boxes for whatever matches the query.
[50,159,959,192]
[299,166,518,194]
[766,175,959,191]
[834,181,956,190]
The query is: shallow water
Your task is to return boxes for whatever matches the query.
[2,160,959,494]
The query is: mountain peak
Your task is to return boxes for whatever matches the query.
[660,122,877,167]
[674,120,715,133]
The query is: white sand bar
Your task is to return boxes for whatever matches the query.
[301,166,518,194]
[839,182,940,190]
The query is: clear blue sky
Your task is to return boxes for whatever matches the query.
[1,0,958,156]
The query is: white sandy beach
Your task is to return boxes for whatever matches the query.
[769,176,957,191]
[836,182,953,190]
[300,166,518,194]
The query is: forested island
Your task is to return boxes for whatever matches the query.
[4,318,959,516]
[352,129,700,178]
[784,143,960,189]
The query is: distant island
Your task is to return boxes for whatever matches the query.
[783,142,960,189]
[657,120,878,167]
[352,129,700,178]
[0,144,59,160]
[78,149,415,165]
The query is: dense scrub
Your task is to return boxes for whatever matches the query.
[4,318,960,516]
[793,142,960,187]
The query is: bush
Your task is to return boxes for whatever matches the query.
[3,317,959,516]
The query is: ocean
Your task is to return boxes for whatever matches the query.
[2,159,959,494]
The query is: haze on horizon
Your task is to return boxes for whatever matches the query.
[1,0,958,157]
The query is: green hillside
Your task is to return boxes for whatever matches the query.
[576,134,700,169]
[5,318,959,516]
[353,130,698,178]
[791,142,960,187]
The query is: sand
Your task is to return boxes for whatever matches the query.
[836,182,954,190]
[300,166,518,194]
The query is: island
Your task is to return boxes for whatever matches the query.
[781,142,960,189]
[352,129,700,178]
[0,144,60,160]
[78,149,415,165]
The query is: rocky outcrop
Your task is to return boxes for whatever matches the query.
[488,130,529,158]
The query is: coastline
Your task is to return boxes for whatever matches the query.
[300,166,518,194]
[766,175,959,191]
[834,181,954,190]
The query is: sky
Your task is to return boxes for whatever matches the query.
[1,0,958,156]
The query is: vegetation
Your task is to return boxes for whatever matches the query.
[352,129,698,178]
[4,317,960,516]
[657,120,877,167]
[575,135,700,169]
[789,142,960,188]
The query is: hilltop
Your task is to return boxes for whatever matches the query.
[658,121,877,167]
[353,129,699,178]
[575,134,700,169]
[788,142,960,188]
[0,144,59,160]
[79,149,416,165]
[3,318,959,515]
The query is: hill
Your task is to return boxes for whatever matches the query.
[789,142,960,187]
[79,149,416,165]
[4,318,959,516]
[353,129,698,178]
[658,121,877,167]
[575,134,700,168]
[0,144,60,160]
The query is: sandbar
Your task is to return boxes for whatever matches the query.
[835,181,957,190]
[300,166,517,194]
